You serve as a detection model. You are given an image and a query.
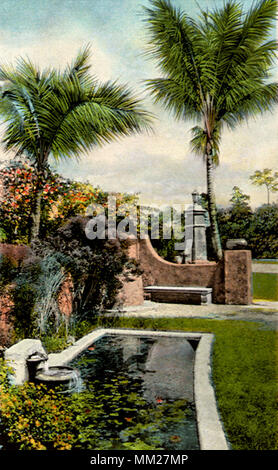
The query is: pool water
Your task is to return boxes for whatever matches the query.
[69,334,199,450]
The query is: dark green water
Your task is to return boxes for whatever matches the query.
[69,334,199,450]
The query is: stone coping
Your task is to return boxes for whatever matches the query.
[48,327,229,451]
[144,286,213,293]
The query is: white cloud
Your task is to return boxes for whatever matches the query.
[0,21,116,82]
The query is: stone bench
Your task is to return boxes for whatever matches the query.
[144,286,212,305]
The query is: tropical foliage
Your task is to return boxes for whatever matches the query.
[143,0,278,259]
[0,160,138,244]
[0,45,151,241]
[217,201,278,259]
[0,161,71,243]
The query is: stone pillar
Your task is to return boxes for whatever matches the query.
[184,191,208,262]
[224,250,252,305]
[4,339,47,385]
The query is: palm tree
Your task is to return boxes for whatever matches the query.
[143,0,277,260]
[0,45,152,242]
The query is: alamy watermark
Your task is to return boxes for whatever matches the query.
[84,195,200,253]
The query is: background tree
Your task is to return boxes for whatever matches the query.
[217,186,253,252]
[143,0,277,260]
[248,203,278,258]
[0,45,152,242]
[229,186,251,211]
[250,168,278,205]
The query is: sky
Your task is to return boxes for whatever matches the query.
[0,0,277,209]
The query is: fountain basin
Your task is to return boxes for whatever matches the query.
[34,366,81,393]
[35,366,78,383]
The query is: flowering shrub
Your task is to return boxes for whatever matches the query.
[0,361,190,451]
[0,162,66,243]
[0,361,76,450]
[0,161,138,243]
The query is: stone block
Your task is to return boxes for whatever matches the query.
[4,339,47,384]
[144,286,212,305]
[226,239,248,250]
[224,250,252,305]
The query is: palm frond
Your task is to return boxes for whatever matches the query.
[143,0,205,114]
[48,79,153,161]
[214,0,277,101]
[145,77,202,121]
[221,81,278,127]
[66,43,92,79]
[190,124,221,166]
[0,47,153,168]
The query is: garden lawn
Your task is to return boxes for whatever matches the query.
[252,273,278,301]
[98,316,278,450]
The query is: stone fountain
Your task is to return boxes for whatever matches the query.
[5,338,81,393]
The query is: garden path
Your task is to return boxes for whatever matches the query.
[107,300,278,329]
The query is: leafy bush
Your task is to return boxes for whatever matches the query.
[0,365,190,451]
[248,204,278,258]
[0,227,7,242]
[217,202,278,259]
[0,381,76,450]
[11,283,38,339]
[5,251,71,340]
[0,160,138,244]
[0,161,67,243]
[34,215,140,319]
[0,254,17,291]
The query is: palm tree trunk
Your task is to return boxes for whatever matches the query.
[206,152,223,260]
[30,187,42,243]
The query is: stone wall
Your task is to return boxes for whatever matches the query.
[0,244,76,347]
[115,239,144,307]
[0,238,252,347]
[138,237,252,305]
[0,244,32,347]
[138,237,225,303]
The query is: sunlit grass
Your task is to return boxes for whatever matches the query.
[253,273,278,301]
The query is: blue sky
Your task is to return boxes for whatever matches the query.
[0,0,277,208]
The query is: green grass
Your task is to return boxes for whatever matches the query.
[96,316,278,450]
[253,273,278,301]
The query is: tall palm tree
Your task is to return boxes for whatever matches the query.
[143,0,277,260]
[0,45,152,242]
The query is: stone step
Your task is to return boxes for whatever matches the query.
[144,286,212,305]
